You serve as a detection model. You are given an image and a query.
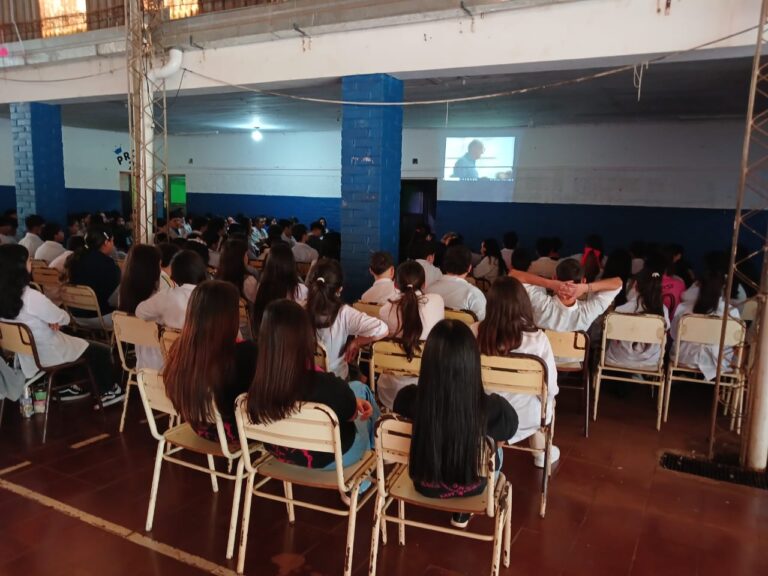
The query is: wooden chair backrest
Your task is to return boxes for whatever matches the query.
[677,314,745,347]
[60,284,102,314]
[0,321,35,357]
[544,330,588,361]
[444,308,477,327]
[30,259,47,270]
[31,267,61,287]
[741,299,758,323]
[370,339,422,378]
[603,312,666,345]
[352,301,383,318]
[480,353,548,400]
[136,369,178,418]
[160,327,182,359]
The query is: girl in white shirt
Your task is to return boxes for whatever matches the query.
[475,276,559,468]
[306,258,388,380]
[0,244,122,406]
[250,242,308,332]
[605,265,670,370]
[473,238,507,285]
[671,259,740,380]
[215,239,259,303]
[377,261,445,409]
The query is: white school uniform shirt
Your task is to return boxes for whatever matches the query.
[48,250,73,273]
[528,257,558,279]
[360,278,398,305]
[19,233,43,258]
[292,242,319,264]
[604,292,670,370]
[473,256,503,284]
[471,323,558,444]
[0,234,17,245]
[500,248,514,271]
[428,275,487,321]
[415,259,443,289]
[376,292,445,409]
[159,270,174,292]
[525,284,621,333]
[315,304,388,380]
[671,299,740,381]
[135,284,196,370]
[34,241,66,264]
[3,287,88,378]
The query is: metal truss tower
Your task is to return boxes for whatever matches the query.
[709,0,768,470]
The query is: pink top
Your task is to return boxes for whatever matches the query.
[662,275,686,317]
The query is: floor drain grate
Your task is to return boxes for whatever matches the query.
[659,452,768,490]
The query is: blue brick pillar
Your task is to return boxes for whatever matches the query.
[10,102,67,230]
[341,74,403,299]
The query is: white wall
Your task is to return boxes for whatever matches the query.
[63,126,131,190]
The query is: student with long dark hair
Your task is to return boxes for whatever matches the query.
[0,244,123,406]
[247,299,379,469]
[67,226,122,329]
[671,253,740,381]
[377,261,444,409]
[393,319,518,528]
[216,238,258,303]
[250,242,307,331]
[476,277,559,468]
[118,244,162,315]
[473,238,507,284]
[306,258,388,379]
[605,255,670,370]
[164,281,257,441]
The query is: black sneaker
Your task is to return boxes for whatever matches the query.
[58,385,90,402]
[451,513,472,529]
[99,384,125,408]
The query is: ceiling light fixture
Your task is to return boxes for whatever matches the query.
[251,128,263,142]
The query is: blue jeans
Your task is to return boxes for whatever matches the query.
[323,380,380,470]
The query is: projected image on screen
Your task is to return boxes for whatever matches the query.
[444,137,516,181]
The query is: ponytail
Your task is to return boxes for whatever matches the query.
[635,269,664,316]
[695,252,729,315]
[394,261,426,360]
[306,258,344,329]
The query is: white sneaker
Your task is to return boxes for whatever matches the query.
[98,384,125,408]
[533,445,560,469]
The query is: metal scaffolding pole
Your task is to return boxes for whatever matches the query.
[708,0,768,470]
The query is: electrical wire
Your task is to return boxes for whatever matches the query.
[0,66,126,83]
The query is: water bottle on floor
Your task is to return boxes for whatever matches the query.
[20,385,34,419]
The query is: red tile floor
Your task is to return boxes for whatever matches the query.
[0,381,766,576]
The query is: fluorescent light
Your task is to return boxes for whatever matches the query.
[251,129,263,142]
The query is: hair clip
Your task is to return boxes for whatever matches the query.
[316,277,326,284]
[103,232,109,240]
[406,283,414,289]
[651,272,661,278]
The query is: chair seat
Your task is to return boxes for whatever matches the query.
[257,450,375,489]
[555,361,583,371]
[388,466,505,515]
[164,423,236,457]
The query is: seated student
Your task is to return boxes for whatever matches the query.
[475,277,559,467]
[428,245,487,321]
[250,242,308,329]
[307,221,324,253]
[157,242,179,291]
[184,237,211,269]
[508,259,623,333]
[360,251,398,305]
[671,253,740,381]
[377,261,444,409]
[528,238,558,278]
[409,238,442,289]
[510,246,533,272]
[49,236,85,275]
[164,281,257,442]
[118,244,161,316]
[393,320,518,528]
[579,234,605,283]
[0,216,17,245]
[216,239,258,303]
[605,261,670,370]
[291,224,320,264]
[34,223,66,264]
[629,240,647,276]
[18,215,45,257]
[0,244,123,406]
[246,299,379,469]
[306,258,388,380]
[67,226,122,329]
[473,238,507,284]
[319,231,342,261]
[601,249,633,308]
[278,219,296,246]
[501,231,518,271]
[136,250,207,369]
[658,245,687,316]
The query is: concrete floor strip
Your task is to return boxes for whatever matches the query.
[0,477,237,575]
[0,461,32,476]
[70,433,111,450]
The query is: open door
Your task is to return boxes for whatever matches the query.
[399,178,437,262]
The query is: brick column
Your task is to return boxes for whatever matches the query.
[340,74,403,299]
[10,102,67,230]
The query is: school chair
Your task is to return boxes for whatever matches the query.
[369,339,423,410]
[545,330,590,437]
[60,284,113,344]
[353,301,383,318]
[0,320,102,443]
[444,308,478,327]
[665,314,746,432]
[296,261,312,280]
[112,312,162,433]
[480,353,552,517]
[30,259,48,270]
[160,327,181,361]
[593,312,667,430]
[31,267,63,305]
[136,370,259,560]
[248,258,265,271]
[369,415,512,576]
[234,396,376,576]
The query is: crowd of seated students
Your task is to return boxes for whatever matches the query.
[0,206,748,531]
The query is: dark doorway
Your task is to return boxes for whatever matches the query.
[400,178,437,262]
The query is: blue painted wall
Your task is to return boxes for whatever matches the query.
[0,186,14,213]
[67,188,121,214]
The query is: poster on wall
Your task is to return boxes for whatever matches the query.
[439,136,516,202]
